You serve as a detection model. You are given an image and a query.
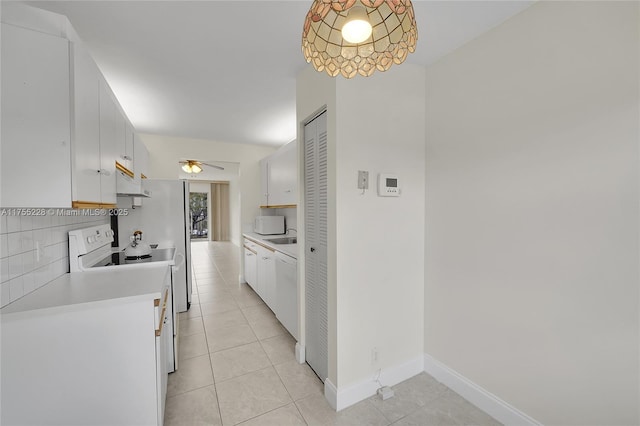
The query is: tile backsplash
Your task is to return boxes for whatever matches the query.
[275,207,297,233]
[0,211,109,308]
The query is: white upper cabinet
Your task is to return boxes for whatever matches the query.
[1,23,72,208]
[260,158,269,207]
[71,41,116,207]
[115,107,134,174]
[99,100,118,205]
[1,4,141,208]
[134,134,149,179]
[119,119,135,173]
[261,140,298,207]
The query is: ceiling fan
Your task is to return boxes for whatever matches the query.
[179,159,224,174]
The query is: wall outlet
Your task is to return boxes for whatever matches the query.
[357,170,369,190]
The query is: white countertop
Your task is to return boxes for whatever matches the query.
[1,265,170,318]
[243,232,298,259]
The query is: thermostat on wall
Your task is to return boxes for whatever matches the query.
[378,173,400,197]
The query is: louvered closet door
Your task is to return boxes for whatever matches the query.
[304,111,328,382]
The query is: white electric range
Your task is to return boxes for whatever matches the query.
[69,224,179,373]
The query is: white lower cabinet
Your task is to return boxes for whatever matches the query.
[156,285,171,426]
[1,269,172,426]
[256,245,276,309]
[243,236,297,338]
[243,238,258,289]
[275,252,298,340]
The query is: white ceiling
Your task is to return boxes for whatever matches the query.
[25,0,533,147]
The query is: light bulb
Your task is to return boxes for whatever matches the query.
[182,164,192,173]
[342,6,372,44]
[191,164,202,174]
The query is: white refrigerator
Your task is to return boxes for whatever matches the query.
[117,179,193,313]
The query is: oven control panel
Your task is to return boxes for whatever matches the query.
[69,224,114,256]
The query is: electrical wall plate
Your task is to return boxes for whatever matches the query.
[378,173,400,197]
[357,170,369,190]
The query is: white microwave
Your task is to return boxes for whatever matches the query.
[254,216,285,235]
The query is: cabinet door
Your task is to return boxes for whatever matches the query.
[71,42,100,204]
[260,158,269,207]
[133,134,147,190]
[115,111,127,168]
[256,245,276,309]
[244,246,257,288]
[99,117,117,205]
[99,78,117,177]
[275,255,298,340]
[267,141,297,206]
[304,112,328,381]
[1,23,71,208]
[135,134,150,179]
[124,120,135,172]
[155,286,170,426]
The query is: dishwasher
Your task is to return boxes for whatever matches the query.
[275,251,298,340]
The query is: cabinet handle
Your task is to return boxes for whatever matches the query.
[155,289,169,337]
[155,302,167,337]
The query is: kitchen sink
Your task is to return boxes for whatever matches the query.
[266,237,297,245]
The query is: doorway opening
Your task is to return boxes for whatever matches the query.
[189,192,208,240]
[189,181,231,242]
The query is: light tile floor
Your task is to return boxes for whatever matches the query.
[165,241,501,426]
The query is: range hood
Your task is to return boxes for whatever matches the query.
[116,170,151,197]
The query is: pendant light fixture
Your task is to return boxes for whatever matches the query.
[302,0,418,79]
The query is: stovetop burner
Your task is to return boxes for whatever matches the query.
[125,254,152,261]
[90,248,175,268]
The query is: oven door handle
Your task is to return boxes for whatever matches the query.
[172,252,185,271]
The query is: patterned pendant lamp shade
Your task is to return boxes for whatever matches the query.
[302,0,418,79]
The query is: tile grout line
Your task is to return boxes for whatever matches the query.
[204,242,294,425]
[187,242,309,426]
[195,243,225,425]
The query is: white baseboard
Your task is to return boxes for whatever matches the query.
[327,356,424,411]
[325,379,338,410]
[423,354,541,426]
[295,343,305,363]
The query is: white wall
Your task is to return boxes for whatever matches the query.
[140,133,277,247]
[335,66,426,390]
[297,64,426,404]
[424,2,639,425]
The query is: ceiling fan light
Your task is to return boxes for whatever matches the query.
[181,164,192,173]
[191,164,202,174]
